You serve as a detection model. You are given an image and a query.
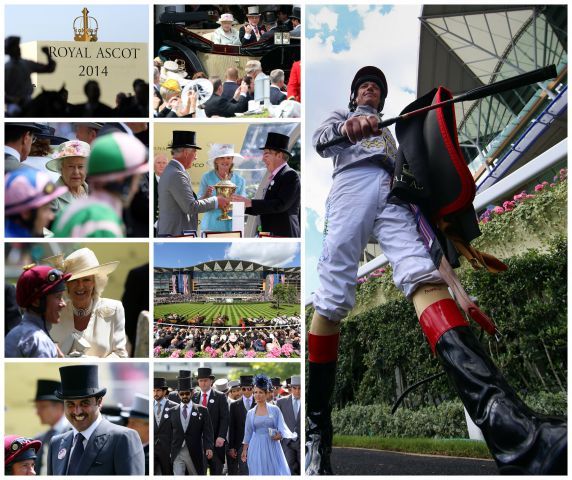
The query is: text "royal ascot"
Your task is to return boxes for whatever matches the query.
[47,46,141,59]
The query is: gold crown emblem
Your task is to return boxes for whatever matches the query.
[73,7,98,42]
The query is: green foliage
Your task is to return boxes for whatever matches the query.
[154,302,299,324]
[333,435,492,458]
[329,237,566,409]
[272,284,297,308]
[473,180,566,258]
[228,363,300,380]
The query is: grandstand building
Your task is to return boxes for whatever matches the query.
[154,260,301,301]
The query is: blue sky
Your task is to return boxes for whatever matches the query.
[305,5,421,299]
[155,243,301,268]
[5,5,148,43]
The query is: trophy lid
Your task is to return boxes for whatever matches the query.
[214,177,236,188]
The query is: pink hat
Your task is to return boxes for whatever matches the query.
[5,167,68,215]
[46,140,90,172]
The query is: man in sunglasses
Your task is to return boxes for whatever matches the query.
[5,122,43,173]
[5,266,70,358]
[228,375,254,475]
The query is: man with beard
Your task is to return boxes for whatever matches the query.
[153,377,178,475]
[170,371,213,475]
[47,365,144,475]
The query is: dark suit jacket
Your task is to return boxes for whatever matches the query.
[121,263,149,354]
[246,164,300,237]
[170,402,214,475]
[228,396,254,450]
[154,399,178,474]
[277,395,301,446]
[270,86,287,105]
[47,417,145,475]
[221,81,238,100]
[204,93,248,118]
[193,389,229,442]
[239,25,267,45]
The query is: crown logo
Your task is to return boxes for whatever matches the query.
[73,8,98,42]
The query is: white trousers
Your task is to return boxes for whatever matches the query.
[173,446,198,475]
[313,165,442,322]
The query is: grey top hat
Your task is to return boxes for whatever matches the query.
[122,393,149,419]
[290,375,301,386]
[246,6,261,16]
[214,378,229,394]
[228,380,240,390]
[55,365,107,400]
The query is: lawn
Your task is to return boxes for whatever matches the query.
[154,302,300,325]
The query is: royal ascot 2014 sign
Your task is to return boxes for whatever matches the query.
[21,41,148,106]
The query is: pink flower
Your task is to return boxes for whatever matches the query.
[502,201,515,212]
[223,348,237,358]
[170,350,180,358]
[245,350,256,358]
[534,184,544,192]
[281,344,294,357]
[154,346,162,355]
[481,217,490,224]
[550,183,556,187]
[493,206,504,215]
[184,350,194,358]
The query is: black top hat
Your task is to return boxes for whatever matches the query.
[167,130,202,150]
[33,379,62,402]
[5,122,43,134]
[271,377,281,388]
[35,124,69,145]
[178,376,192,392]
[258,132,292,156]
[197,367,215,380]
[240,375,253,387]
[154,377,168,390]
[289,7,301,20]
[177,370,192,379]
[55,365,107,400]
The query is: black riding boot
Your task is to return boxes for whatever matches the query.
[436,326,567,475]
[305,360,336,475]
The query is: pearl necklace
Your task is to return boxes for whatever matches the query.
[73,300,93,317]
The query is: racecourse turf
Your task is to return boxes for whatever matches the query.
[154,302,299,325]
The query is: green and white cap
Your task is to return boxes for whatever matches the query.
[52,199,125,238]
[88,132,149,183]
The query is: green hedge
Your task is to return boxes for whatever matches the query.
[330,237,567,409]
[332,392,567,438]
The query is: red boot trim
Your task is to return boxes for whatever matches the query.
[419,299,468,354]
[308,332,340,364]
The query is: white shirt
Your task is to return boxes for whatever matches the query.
[5,145,21,161]
[242,395,253,410]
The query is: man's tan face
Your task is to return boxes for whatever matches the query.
[355,81,382,110]
[180,148,197,169]
[262,149,286,173]
[64,396,101,432]
[75,125,97,144]
[198,378,211,393]
[291,385,301,399]
[153,388,167,402]
[247,15,260,25]
[35,400,64,425]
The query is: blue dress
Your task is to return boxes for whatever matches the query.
[243,403,295,476]
[197,170,246,232]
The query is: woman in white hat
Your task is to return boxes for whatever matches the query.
[46,248,129,358]
[46,140,91,211]
[212,13,241,45]
[198,144,246,232]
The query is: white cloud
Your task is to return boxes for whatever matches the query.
[307,7,339,31]
[224,243,300,267]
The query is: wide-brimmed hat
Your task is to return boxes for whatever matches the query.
[258,132,292,156]
[5,122,43,134]
[33,379,62,402]
[35,123,69,146]
[46,140,90,172]
[154,377,168,390]
[217,13,237,24]
[160,78,182,93]
[246,6,261,16]
[55,365,107,400]
[214,378,229,394]
[5,167,68,216]
[4,435,42,468]
[122,393,149,420]
[16,266,70,309]
[167,130,202,150]
[207,144,244,168]
[229,333,238,343]
[43,248,118,282]
[289,7,301,20]
[197,367,215,380]
[88,132,149,183]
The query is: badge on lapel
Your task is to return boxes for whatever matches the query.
[192,411,197,417]
[58,448,67,460]
[209,399,215,404]
[164,414,169,419]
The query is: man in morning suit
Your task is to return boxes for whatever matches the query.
[228,375,255,475]
[157,130,229,236]
[47,365,145,475]
[192,367,229,476]
[154,377,178,475]
[204,77,249,118]
[170,372,214,475]
[233,132,301,237]
[277,375,301,474]
[5,122,42,172]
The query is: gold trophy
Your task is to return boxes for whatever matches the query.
[214,176,236,221]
